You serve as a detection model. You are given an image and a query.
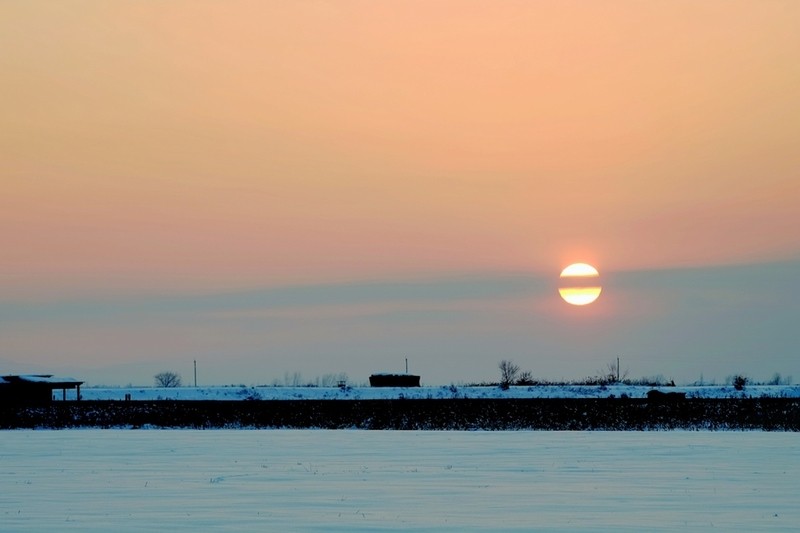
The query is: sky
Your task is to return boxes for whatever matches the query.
[2,1,799,386]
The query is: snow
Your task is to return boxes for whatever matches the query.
[11,375,82,385]
[73,384,800,401]
[1,430,797,531]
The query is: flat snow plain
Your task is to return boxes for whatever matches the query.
[1,430,798,532]
[76,383,800,401]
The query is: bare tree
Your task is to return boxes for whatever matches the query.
[499,360,520,389]
[601,359,629,384]
[154,371,182,388]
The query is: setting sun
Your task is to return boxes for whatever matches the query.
[559,263,602,306]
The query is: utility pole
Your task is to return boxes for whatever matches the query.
[194,360,197,387]
[617,357,620,383]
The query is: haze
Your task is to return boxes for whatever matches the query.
[2,1,798,386]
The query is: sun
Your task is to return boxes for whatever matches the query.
[559,263,602,306]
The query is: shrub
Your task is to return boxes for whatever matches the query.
[516,371,535,386]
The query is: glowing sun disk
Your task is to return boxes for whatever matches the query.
[560,263,599,277]
[559,263,602,305]
[558,287,602,306]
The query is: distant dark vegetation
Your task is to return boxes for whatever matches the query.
[471,360,792,390]
[480,359,674,389]
[153,371,182,388]
[144,364,790,390]
[3,398,799,430]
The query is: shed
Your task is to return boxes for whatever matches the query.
[0,375,83,404]
[369,373,421,387]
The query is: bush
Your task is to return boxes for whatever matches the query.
[732,375,748,391]
[516,371,535,386]
[767,373,792,386]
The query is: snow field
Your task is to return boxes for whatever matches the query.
[1,430,798,531]
[75,384,800,401]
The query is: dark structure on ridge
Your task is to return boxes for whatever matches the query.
[0,375,83,405]
[369,373,421,387]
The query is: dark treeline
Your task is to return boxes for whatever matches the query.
[2,398,799,430]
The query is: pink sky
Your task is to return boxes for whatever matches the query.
[2,1,799,385]
[4,1,799,289]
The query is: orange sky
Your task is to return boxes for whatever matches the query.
[2,2,800,385]
[3,0,799,295]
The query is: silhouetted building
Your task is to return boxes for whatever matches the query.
[0,375,83,404]
[369,373,421,387]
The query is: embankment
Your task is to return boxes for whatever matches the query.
[2,398,799,430]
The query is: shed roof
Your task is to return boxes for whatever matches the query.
[1,374,83,387]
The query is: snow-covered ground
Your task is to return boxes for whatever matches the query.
[1,430,797,532]
[74,383,800,401]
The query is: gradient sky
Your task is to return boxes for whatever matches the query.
[2,1,799,386]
